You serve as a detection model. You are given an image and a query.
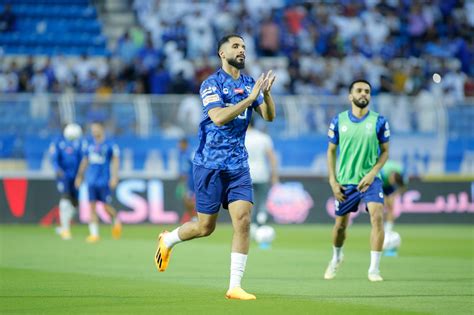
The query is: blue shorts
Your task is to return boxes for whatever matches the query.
[56,177,79,200]
[193,165,253,215]
[335,177,384,216]
[88,184,112,203]
[383,185,396,196]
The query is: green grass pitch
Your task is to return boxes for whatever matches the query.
[0,224,472,314]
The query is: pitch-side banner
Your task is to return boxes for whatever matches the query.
[0,177,473,224]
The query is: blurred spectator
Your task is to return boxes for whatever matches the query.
[149,62,171,94]
[31,68,48,93]
[259,15,280,56]
[169,70,191,94]
[0,0,472,99]
[116,31,139,65]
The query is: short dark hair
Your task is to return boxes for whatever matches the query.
[349,79,372,93]
[217,34,244,56]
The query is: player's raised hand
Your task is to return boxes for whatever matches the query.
[249,73,264,102]
[262,70,276,94]
[330,182,346,202]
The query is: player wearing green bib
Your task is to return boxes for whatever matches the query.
[324,80,390,282]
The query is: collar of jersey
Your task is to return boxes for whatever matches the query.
[348,110,370,123]
[219,68,241,81]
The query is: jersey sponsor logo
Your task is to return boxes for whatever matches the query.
[341,125,348,132]
[328,129,335,138]
[234,88,244,94]
[202,94,220,106]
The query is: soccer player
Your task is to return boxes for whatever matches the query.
[324,79,390,282]
[154,34,276,300]
[75,122,122,243]
[380,160,406,234]
[245,121,279,237]
[50,123,83,240]
[177,137,196,223]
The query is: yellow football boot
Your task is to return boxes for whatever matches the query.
[86,235,100,243]
[154,231,172,272]
[60,230,72,240]
[112,222,122,240]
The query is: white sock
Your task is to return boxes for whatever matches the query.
[89,222,99,237]
[229,252,248,290]
[332,246,343,263]
[384,222,394,233]
[369,251,382,273]
[163,227,182,248]
[59,199,74,231]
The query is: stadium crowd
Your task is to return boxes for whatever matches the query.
[0,0,473,101]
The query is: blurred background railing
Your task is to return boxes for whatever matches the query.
[0,93,472,177]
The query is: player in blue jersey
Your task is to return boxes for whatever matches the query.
[154,34,277,300]
[176,137,196,223]
[75,122,122,243]
[49,123,83,240]
[324,80,390,282]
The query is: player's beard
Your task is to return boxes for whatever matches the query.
[228,57,245,70]
[353,97,369,109]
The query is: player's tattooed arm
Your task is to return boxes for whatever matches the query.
[327,142,346,202]
[208,74,265,126]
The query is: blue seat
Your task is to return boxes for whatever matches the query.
[0,134,15,158]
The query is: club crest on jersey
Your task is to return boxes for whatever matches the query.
[245,86,251,92]
[234,88,244,94]
[223,88,229,94]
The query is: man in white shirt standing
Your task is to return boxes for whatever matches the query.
[245,121,279,235]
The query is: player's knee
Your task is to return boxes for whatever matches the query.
[335,219,348,231]
[235,213,251,231]
[198,223,215,237]
[370,211,384,226]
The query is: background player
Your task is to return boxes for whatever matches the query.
[49,123,83,240]
[176,137,196,223]
[154,34,276,300]
[75,121,122,243]
[245,120,279,238]
[325,79,390,282]
[380,160,406,234]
